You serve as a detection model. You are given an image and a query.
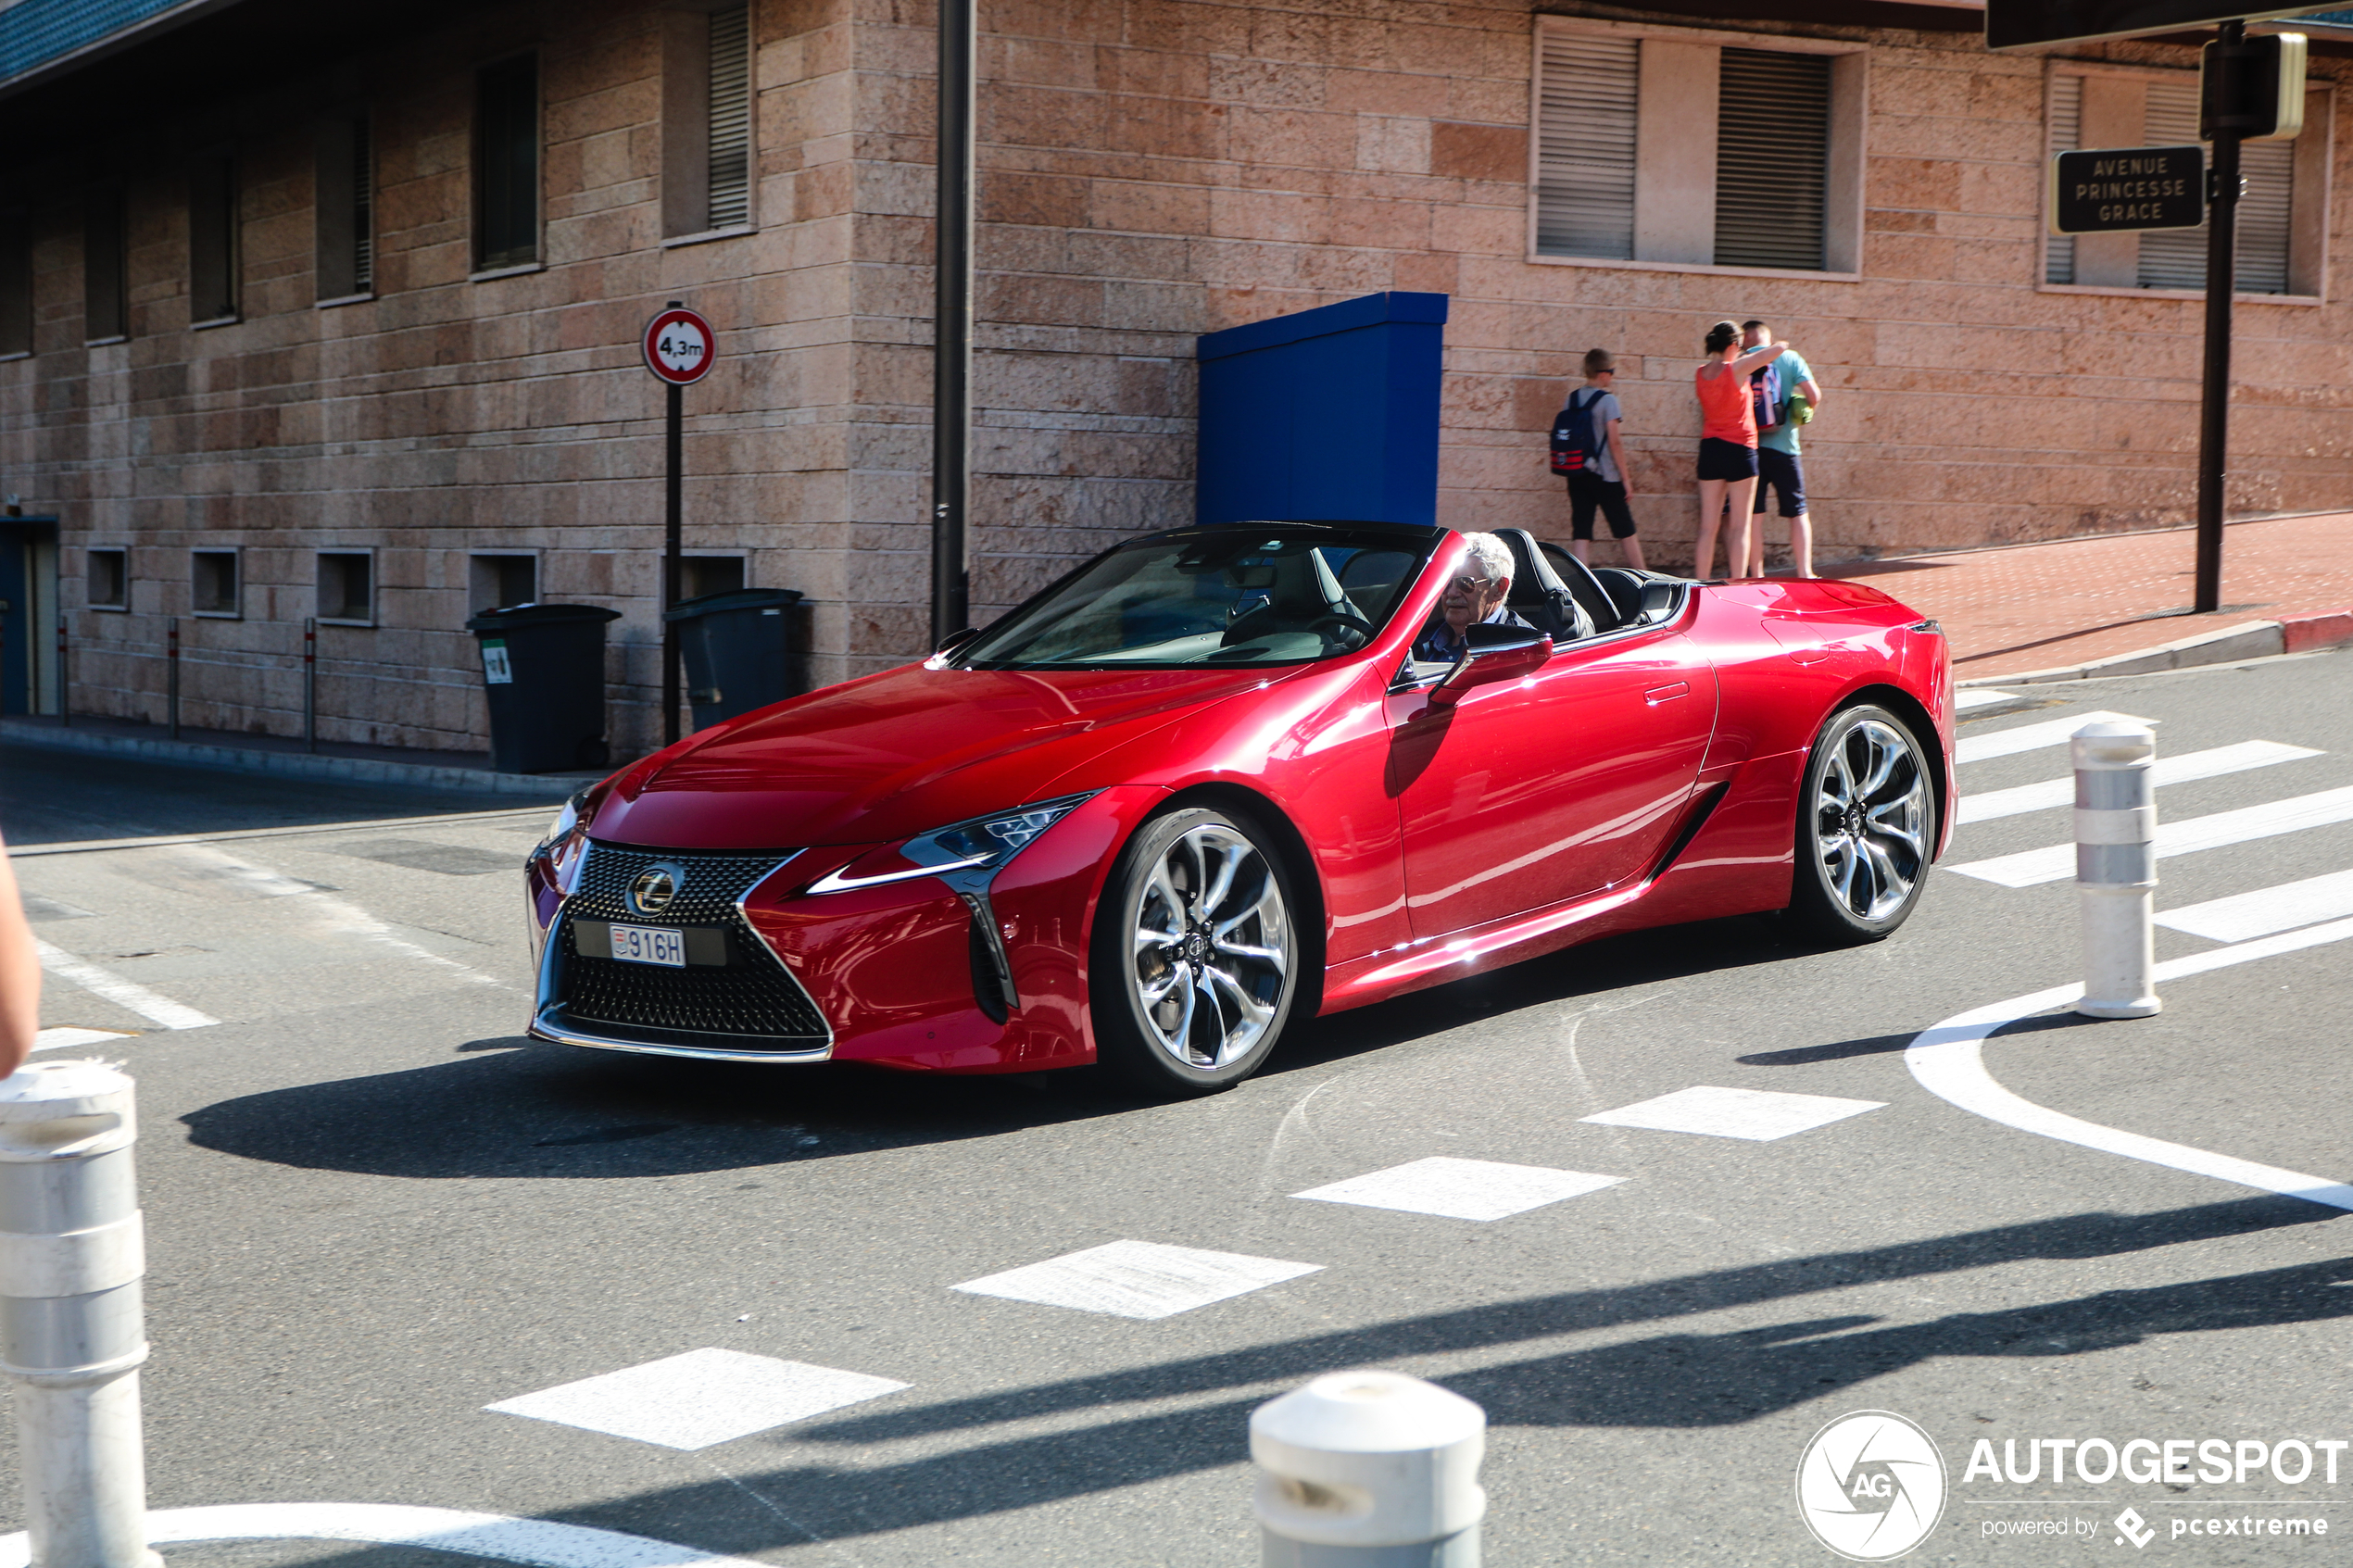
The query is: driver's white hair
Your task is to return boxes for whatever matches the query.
[1457,532,1514,587]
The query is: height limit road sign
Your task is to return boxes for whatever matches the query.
[2049,144,2204,233]
[643,307,715,385]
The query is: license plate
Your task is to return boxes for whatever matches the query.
[609,924,686,968]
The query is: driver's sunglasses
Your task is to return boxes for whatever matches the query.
[1449,573,1494,594]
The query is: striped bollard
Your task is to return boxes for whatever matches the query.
[0,1060,159,1568]
[2072,720,2160,1019]
[1252,1370,1485,1567]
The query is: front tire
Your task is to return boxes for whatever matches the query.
[1789,704,1934,944]
[1090,805,1302,1097]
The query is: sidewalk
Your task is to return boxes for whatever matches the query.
[0,712,605,799]
[1824,510,2353,683]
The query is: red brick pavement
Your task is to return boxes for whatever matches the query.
[1824,511,2353,680]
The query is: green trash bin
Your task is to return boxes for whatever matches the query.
[465,603,622,772]
[662,588,802,732]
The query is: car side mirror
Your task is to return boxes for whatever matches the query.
[1435,624,1552,700]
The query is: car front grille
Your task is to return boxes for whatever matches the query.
[548,843,830,1051]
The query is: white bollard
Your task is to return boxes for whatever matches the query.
[0,1061,158,1568]
[1251,1370,1485,1567]
[2072,721,2161,1019]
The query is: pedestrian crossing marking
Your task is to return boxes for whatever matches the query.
[484,1348,908,1450]
[31,1027,132,1053]
[1955,710,2154,766]
[1580,1085,1886,1142]
[1292,1157,1625,1221]
[951,1239,1322,1320]
[1953,689,2020,712]
[2156,866,2353,944]
[1950,784,2353,887]
[1957,740,2321,824]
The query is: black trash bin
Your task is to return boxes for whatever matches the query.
[662,588,803,732]
[465,603,623,773]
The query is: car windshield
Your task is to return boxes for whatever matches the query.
[951,525,1440,671]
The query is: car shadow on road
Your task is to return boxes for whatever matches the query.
[178,912,1836,1180]
[496,1196,2347,1554]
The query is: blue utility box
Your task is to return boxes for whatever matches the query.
[1195,291,1448,527]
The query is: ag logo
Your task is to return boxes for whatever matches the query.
[1795,1411,1947,1561]
[627,863,686,917]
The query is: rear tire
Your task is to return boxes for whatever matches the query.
[1090,805,1302,1098]
[1788,704,1934,945]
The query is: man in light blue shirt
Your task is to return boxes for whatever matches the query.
[1742,320,1823,578]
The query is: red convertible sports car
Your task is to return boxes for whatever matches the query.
[525,521,1953,1096]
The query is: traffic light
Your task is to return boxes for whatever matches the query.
[2201,31,2307,142]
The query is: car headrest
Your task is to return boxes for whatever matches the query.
[1498,527,1619,633]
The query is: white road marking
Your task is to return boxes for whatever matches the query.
[1292,1157,1625,1221]
[1579,1085,1886,1142]
[486,1348,908,1451]
[8,805,552,859]
[1905,916,2353,1210]
[2157,867,2353,943]
[1956,740,2322,824]
[1949,784,2353,887]
[31,1026,132,1053]
[32,939,219,1030]
[1954,689,2020,712]
[1955,710,2154,766]
[178,846,508,987]
[952,1239,1323,1320]
[0,1502,774,1568]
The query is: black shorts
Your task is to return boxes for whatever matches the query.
[1752,446,1807,518]
[1696,437,1757,482]
[1567,471,1639,540]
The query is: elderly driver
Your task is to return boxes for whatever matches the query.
[1411,531,1535,665]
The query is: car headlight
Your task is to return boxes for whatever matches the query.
[532,783,603,893]
[810,794,1095,894]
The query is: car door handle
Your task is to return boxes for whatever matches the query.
[1644,682,1690,705]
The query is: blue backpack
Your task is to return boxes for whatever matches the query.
[1549,388,1607,475]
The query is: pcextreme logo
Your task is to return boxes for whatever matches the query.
[1796,1411,1949,1561]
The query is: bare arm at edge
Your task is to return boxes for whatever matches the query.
[0,837,40,1077]
[1604,417,1630,483]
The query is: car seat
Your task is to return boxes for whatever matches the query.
[1492,529,1595,642]
[1588,567,1649,630]
[1507,531,1618,633]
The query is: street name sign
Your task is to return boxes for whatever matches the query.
[1987,0,2319,51]
[2048,144,2205,233]
[643,307,716,385]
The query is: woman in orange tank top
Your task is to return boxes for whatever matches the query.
[1692,320,1796,579]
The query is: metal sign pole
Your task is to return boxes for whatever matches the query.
[664,374,684,748]
[930,0,975,648]
[2193,17,2245,616]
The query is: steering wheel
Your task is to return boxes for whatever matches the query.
[1308,609,1375,646]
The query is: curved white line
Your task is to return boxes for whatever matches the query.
[1905,915,2353,1210]
[0,1502,771,1568]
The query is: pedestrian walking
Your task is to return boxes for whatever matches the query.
[1692,320,1792,579]
[1741,319,1824,578]
[1551,348,1647,571]
[0,828,41,1077]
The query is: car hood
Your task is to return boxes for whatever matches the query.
[591,661,1288,849]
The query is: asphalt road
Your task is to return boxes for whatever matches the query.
[3,646,2350,1567]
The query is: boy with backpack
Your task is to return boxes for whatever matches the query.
[1550,348,1647,571]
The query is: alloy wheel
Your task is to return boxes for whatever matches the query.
[1811,716,1930,922]
[1128,822,1291,1070]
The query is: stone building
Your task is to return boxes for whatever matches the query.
[0,0,2347,756]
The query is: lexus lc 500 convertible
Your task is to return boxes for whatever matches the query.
[524,521,1954,1096]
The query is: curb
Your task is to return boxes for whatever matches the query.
[1957,606,2353,687]
[0,721,594,799]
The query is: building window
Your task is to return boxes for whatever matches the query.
[191,549,240,617]
[84,186,127,342]
[681,555,746,600]
[662,3,755,238]
[474,55,540,271]
[0,211,29,357]
[86,547,128,610]
[316,551,373,624]
[315,112,374,300]
[188,150,239,325]
[470,552,537,614]
[1531,22,1864,275]
[2045,69,2323,295]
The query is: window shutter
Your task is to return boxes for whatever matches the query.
[1715,48,1830,270]
[706,4,752,231]
[2045,73,2081,285]
[351,116,373,293]
[1534,32,1638,260]
[2140,76,2294,294]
